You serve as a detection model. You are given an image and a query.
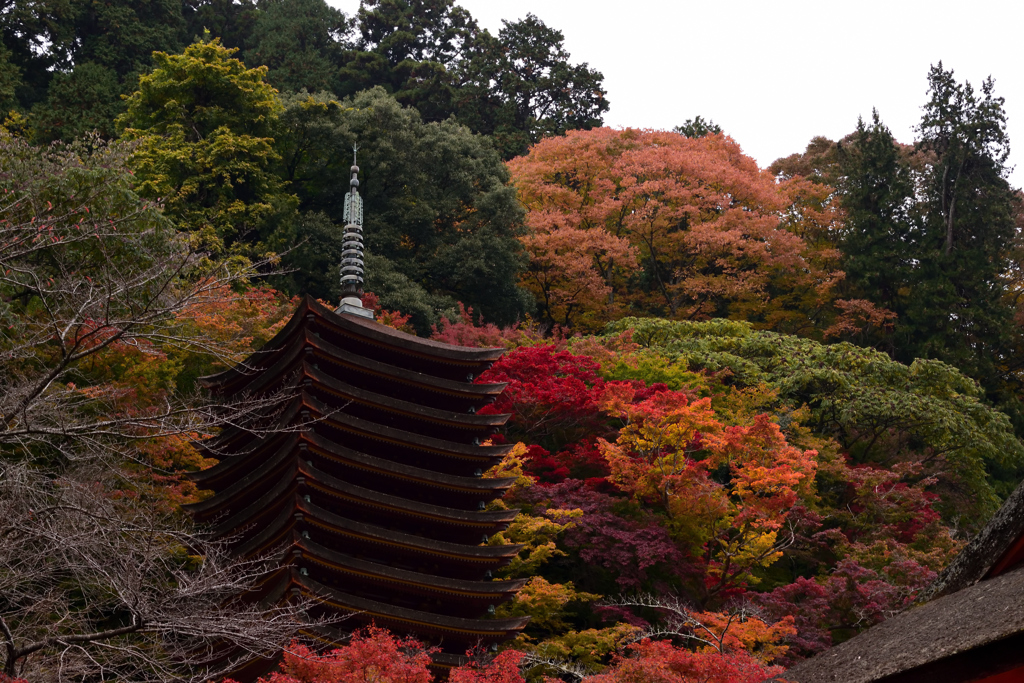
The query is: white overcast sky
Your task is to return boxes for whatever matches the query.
[327,0,1024,188]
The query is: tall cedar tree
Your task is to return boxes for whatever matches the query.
[25,0,187,140]
[339,0,607,158]
[337,0,481,122]
[455,14,609,159]
[905,65,1017,419]
[244,0,351,94]
[837,111,917,337]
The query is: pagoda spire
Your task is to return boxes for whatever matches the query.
[337,145,373,319]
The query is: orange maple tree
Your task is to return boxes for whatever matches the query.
[507,127,883,336]
[597,384,817,597]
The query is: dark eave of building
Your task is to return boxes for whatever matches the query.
[306,297,504,367]
[185,435,298,521]
[201,297,506,394]
[196,385,509,472]
[306,331,505,400]
[189,432,297,486]
[294,571,529,637]
[298,460,518,529]
[303,361,509,431]
[235,497,523,566]
[201,456,516,542]
[303,431,516,495]
[209,464,298,538]
[298,499,521,562]
[294,537,526,599]
[194,392,308,462]
[188,431,516,522]
[305,393,511,463]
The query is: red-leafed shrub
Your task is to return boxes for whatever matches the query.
[586,638,784,683]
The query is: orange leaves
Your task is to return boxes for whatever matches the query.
[707,415,818,530]
[594,383,815,594]
[177,282,298,365]
[587,638,785,683]
[689,610,796,665]
[598,385,719,504]
[520,223,637,329]
[449,650,526,683]
[509,128,820,329]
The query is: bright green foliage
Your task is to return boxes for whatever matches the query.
[606,316,1024,517]
[274,87,532,327]
[244,0,350,94]
[118,37,296,256]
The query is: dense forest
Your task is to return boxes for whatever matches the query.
[1,0,1023,681]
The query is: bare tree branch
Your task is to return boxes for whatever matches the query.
[0,131,319,681]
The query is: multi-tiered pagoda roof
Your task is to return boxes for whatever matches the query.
[187,296,529,678]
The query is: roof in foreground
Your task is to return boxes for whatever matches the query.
[916,476,1024,603]
[775,562,1024,683]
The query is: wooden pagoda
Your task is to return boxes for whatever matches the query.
[186,158,528,679]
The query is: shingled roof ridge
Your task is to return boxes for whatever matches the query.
[775,565,1024,683]
[307,296,506,364]
[919,477,1024,602]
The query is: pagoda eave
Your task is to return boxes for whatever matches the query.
[304,362,510,430]
[295,572,529,640]
[234,501,524,573]
[188,434,517,519]
[295,538,526,599]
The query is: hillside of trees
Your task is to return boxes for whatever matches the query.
[1,0,1022,681]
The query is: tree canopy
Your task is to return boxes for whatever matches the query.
[507,127,847,333]
[275,87,532,329]
[117,37,295,257]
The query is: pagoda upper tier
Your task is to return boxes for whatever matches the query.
[188,296,528,677]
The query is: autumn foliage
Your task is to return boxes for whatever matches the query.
[507,127,851,332]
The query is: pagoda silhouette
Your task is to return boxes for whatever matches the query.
[187,152,528,679]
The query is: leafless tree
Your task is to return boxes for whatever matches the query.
[601,594,770,654]
[0,135,317,680]
[519,652,594,682]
